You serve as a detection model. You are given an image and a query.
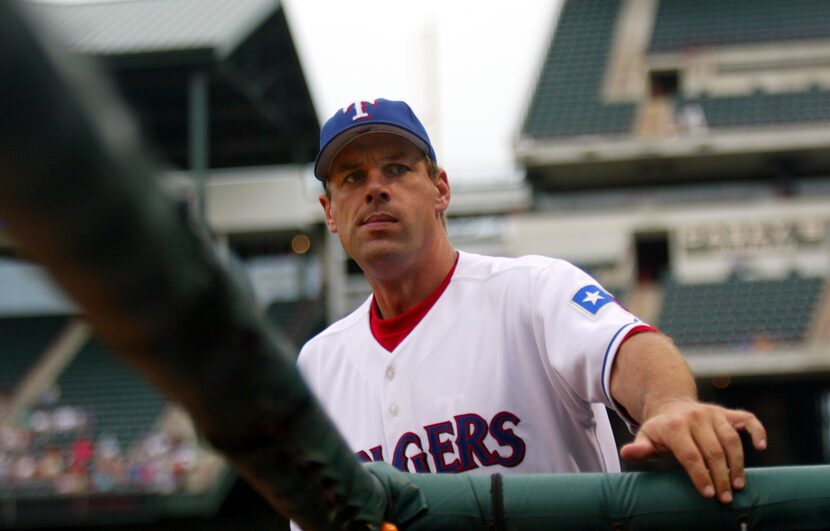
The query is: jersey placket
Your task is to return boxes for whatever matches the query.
[370,270,462,471]
[378,347,412,470]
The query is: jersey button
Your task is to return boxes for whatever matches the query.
[388,403,399,416]
[385,367,396,381]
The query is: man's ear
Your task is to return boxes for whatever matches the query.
[319,193,338,234]
[434,169,451,214]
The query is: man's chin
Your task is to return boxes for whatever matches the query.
[356,241,410,268]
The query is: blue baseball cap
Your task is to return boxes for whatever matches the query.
[314,98,437,181]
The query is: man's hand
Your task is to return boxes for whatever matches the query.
[619,398,767,504]
[611,332,768,504]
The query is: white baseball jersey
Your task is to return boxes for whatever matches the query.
[298,251,650,476]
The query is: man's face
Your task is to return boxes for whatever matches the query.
[319,133,449,271]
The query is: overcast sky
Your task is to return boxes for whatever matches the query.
[283,0,562,186]
[36,0,562,186]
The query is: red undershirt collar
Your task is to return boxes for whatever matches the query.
[370,253,459,352]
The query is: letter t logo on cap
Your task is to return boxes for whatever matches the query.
[343,100,377,121]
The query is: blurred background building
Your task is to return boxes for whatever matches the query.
[1,0,829,528]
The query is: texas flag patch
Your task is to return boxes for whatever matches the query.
[570,285,613,317]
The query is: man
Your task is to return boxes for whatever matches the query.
[298,98,766,505]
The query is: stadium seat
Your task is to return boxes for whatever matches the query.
[658,275,825,349]
[56,339,166,449]
[522,0,636,138]
[649,0,830,52]
[0,315,69,393]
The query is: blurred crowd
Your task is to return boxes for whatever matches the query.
[0,386,206,497]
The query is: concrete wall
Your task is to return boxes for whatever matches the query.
[510,196,830,282]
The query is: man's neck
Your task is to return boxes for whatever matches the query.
[367,242,457,319]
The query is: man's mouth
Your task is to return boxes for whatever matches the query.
[362,213,397,225]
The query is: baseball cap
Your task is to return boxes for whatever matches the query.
[314,98,437,181]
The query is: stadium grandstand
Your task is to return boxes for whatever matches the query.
[2,0,830,529]
[516,0,830,471]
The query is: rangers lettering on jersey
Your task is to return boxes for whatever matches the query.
[355,411,526,473]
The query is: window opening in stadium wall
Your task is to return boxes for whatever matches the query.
[649,69,680,97]
[635,231,670,283]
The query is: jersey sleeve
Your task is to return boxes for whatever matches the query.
[530,260,648,431]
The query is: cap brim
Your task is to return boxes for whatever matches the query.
[314,124,431,181]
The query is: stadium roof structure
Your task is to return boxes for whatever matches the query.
[27,0,319,170]
[30,0,278,62]
[517,0,830,190]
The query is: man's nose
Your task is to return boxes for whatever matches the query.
[364,169,391,204]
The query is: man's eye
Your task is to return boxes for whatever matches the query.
[344,172,364,183]
[387,164,408,176]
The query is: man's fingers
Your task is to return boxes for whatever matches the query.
[622,404,768,503]
[725,409,767,490]
[694,423,735,503]
[619,431,659,460]
[666,429,716,499]
[730,410,768,451]
[714,418,746,491]
[619,424,717,501]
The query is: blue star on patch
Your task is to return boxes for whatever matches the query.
[571,285,613,316]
